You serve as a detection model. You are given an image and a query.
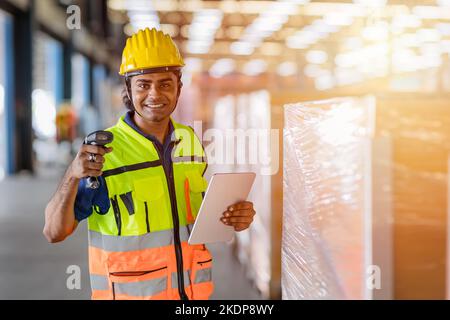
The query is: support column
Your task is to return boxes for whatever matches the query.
[13,0,34,173]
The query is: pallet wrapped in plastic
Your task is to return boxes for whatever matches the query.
[282,96,377,299]
[282,94,450,300]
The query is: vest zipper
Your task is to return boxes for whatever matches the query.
[111,195,122,236]
[197,259,212,266]
[110,266,167,300]
[153,140,189,300]
[110,266,167,277]
[144,202,150,233]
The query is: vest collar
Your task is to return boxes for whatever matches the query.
[116,114,184,145]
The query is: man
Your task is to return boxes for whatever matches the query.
[43,28,256,300]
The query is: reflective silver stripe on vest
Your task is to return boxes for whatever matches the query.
[173,156,206,163]
[194,268,212,284]
[171,270,191,289]
[180,225,192,242]
[90,274,109,291]
[113,276,167,297]
[89,224,194,252]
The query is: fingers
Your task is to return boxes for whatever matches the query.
[74,164,102,177]
[220,201,256,232]
[70,145,111,179]
[81,154,104,176]
[94,154,105,163]
[233,223,249,232]
[80,145,113,156]
[227,201,253,212]
[84,160,103,170]
[223,208,256,219]
[84,169,103,177]
[219,217,250,232]
[221,208,254,222]
[81,144,106,156]
[80,153,105,164]
[221,216,253,224]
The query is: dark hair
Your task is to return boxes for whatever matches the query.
[122,71,183,111]
[122,83,134,111]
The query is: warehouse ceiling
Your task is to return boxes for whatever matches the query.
[106,0,450,88]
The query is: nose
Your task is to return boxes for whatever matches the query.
[148,84,160,96]
[144,84,164,103]
[145,84,162,101]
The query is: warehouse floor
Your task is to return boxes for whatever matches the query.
[0,166,262,300]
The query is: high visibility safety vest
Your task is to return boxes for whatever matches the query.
[87,116,214,300]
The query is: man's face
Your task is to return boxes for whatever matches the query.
[130,71,180,123]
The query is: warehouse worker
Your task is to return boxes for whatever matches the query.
[43,28,256,300]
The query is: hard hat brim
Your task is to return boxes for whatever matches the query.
[121,65,183,78]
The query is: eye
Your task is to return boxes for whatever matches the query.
[161,83,171,89]
[137,84,149,90]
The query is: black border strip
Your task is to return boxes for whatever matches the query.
[103,160,162,178]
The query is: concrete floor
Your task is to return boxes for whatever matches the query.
[0,166,262,300]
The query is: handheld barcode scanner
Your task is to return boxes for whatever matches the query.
[84,130,114,189]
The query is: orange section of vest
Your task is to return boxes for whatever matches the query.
[89,241,213,300]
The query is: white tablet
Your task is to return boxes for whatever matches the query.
[188,172,256,245]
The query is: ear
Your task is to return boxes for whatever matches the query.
[125,77,135,110]
[125,78,132,100]
[177,81,183,98]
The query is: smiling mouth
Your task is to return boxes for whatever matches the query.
[144,103,165,109]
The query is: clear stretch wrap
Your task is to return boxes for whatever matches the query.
[282,97,375,299]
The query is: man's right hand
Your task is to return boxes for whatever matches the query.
[69,145,113,179]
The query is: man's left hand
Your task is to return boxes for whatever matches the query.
[220,201,256,232]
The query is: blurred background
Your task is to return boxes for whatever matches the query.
[0,0,449,300]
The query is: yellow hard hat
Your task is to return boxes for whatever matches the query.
[119,27,185,76]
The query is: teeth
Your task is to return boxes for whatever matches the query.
[145,104,164,109]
